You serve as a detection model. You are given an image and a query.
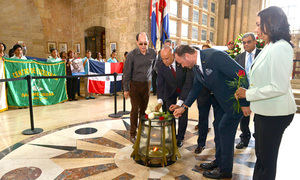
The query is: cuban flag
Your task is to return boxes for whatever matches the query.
[150,0,159,48]
[159,0,170,44]
[88,60,123,94]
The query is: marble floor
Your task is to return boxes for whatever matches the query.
[0,94,299,180]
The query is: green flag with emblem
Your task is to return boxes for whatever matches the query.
[4,58,67,107]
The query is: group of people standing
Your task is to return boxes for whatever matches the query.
[123,6,296,180]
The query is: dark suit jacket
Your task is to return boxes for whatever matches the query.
[157,61,193,102]
[235,49,261,68]
[184,48,250,113]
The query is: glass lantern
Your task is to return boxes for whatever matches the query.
[131,114,181,167]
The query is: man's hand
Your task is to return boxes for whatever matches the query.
[173,107,185,118]
[124,91,130,99]
[169,104,180,111]
[241,106,251,117]
[155,103,162,112]
[235,87,247,99]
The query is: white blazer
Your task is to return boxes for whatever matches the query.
[246,39,297,116]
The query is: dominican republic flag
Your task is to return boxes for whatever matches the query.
[88,60,123,94]
[150,0,159,48]
[159,0,170,44]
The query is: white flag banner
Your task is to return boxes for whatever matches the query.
[0,58,7,112]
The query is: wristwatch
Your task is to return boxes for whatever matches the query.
[181,104,188,110]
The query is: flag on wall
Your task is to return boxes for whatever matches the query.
[0,58,8,112]
[159,0,170,44]
[150,0,159,48]
[88,61,123,94]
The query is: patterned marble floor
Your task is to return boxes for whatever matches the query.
[0,117,256,180]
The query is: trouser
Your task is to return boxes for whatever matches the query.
[67,77,78,100]
[77,78,81,96]
[152,71,157,94]
[239,115,251,143]
[212,96,242,173]
[165,95,188,141]
[129,81,150,137]
[253,113,293,180]
[196,97,211,147]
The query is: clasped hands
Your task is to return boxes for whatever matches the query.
[235,87,251,117]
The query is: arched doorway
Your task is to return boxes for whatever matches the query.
[84,26,106,59]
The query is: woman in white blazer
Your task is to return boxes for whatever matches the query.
[235,6,296,180]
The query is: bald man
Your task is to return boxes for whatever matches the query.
[155,46,193,147]
[123,32,156,143]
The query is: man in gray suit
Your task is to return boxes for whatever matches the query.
[235,32,261,149]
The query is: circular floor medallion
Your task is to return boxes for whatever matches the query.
[75,127,98,135]
[1,167,42,180]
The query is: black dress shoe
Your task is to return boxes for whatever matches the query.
[199,160,218,170]
[203,168,232,179]
[177,140,183,147]
[236,141,249,149]
[194,146,205,154]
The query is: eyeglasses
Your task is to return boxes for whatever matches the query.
[242,40,253,45]
[138,42,148,46]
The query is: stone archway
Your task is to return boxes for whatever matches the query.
[84,26,106,59]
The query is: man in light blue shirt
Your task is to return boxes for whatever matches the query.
[47,48,61,62]
[82,50,95,99]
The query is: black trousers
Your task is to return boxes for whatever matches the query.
[253,113,294,180]
[166,94,188,141]
[239,115,251,143]
[212,97,242,173]
[196,96,211,147]
[152,71,157,94]
[67,77,78,100]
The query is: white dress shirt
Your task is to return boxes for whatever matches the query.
[157,60,183,106]
[196,50,204,74]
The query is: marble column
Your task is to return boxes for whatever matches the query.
[234,0,242,37]
[223,18,229,45]
[241,0,249,34]
[228,3,236,41]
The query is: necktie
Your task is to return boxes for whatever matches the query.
[246,53,253,76]
[170,65,176,78]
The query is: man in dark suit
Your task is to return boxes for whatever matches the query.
[155,46,193,147]
[173,45,250,179]
[235,32,261,149]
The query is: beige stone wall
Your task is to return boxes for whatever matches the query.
[71,0,150,60]
[216,0,263,45]
[0,0,150,60]
[0,0,263,57]
[0,0,45,57]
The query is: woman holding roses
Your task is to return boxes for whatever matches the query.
[235,6,296,180]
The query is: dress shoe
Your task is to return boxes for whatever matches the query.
[203,168,232,179]
[199,160,218,170]
[194,146,205,154]
[236,141,249,149]
[177,140,183,147]
[130,136,136,143]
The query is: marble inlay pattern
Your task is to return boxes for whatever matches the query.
[54,163,118,180]
[82,137,125,149]
[0,118,257,179]
[1,167,41,180]
[52,149,115,159]
[112,172,135,180]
